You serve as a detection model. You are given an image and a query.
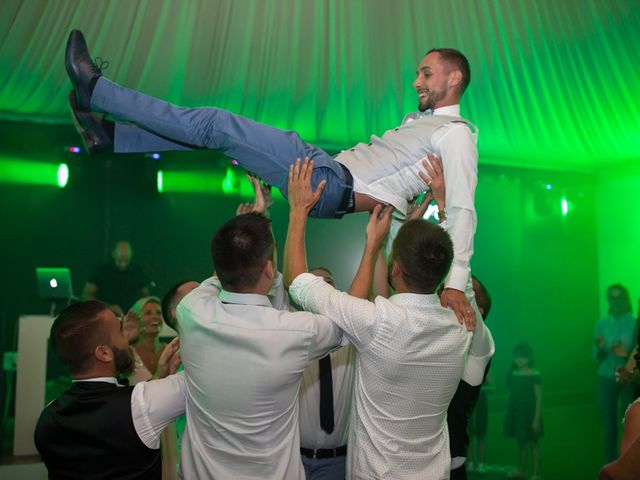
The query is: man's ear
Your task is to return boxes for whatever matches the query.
[263,259,276,280]
[448,69,462,90]
[95,344,113,364]
[390,260,401,278]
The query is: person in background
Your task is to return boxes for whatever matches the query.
[594,284,637,462]
[298,267,356,480]
[127,296,166,385]
[504,342,543,480]
[83,240,150,316]
[447,275,495,480]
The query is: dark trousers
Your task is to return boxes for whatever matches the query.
[450,464,467,480]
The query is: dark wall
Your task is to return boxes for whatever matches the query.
[0,120,599,412]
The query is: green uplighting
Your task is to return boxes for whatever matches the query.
[222,167,238,195]
[157,170,164,193]
[0,158,68,187]
[57,164,69,188]
[561,197,568,216]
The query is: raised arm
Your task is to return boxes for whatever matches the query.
[283,158,326,288]
[348,205,393,299]
[437,125,478,329]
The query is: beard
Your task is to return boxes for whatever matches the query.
[418,87,447,112]
[113,345,135,376]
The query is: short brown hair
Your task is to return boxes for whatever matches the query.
[50,301,110,374]
[211,213,274,290]
[392,219,453,293]
[426,48,471,95]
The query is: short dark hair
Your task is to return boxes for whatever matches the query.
[211,213,274,290]
[471,275,492,320]
[50,300,110,374]
[162,280,192,331]
[426,48,471,95]
[309,266,334,277]
[607,283,631,314]
[392,219,453,294]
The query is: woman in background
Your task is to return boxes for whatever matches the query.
[504,342,543,480]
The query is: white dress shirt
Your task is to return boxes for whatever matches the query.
[337,105,478,291]
[290,273,471,480]
[176,274,343,480]
[298,343,356,449]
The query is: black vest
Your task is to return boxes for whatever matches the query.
[34,381,161,480]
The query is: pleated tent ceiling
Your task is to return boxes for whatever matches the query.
[0,0,638,170]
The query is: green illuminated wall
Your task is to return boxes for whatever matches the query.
[0,0,639,171]
[596,163,640,317]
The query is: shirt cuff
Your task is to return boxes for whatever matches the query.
[131,382,161,449]
[444,264,469,292]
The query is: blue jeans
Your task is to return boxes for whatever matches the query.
[597,376,635,462]
[91,77,351,218]
[301,454,346,480]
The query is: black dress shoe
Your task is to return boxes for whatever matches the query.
[68,92,112,153]
[65,30,101,111]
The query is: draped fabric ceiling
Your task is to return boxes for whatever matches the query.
[1,0,638,171]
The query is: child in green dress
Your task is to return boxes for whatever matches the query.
[504,342,543,480]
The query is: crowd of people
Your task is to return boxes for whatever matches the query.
[30,28,639,480]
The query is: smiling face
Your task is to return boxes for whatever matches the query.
[139,300,163,335]
[412,52,452,112]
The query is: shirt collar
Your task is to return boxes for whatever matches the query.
[433,104,460,117]
[72,376,124,386]
[218,289,273,308]
[389,293,442,306]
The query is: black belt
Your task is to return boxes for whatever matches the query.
[300,445,347,459]
[335,164,355,218]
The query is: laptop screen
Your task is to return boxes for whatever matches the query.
[36,267,73,300]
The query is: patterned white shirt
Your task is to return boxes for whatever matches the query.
[290,273,471,480]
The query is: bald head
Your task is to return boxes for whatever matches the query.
[113,241,132,271]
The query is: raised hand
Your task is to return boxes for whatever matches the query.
[440,288,476,331]
[287,157,326,216]
[153,337,181,379]
[366,204,393,250]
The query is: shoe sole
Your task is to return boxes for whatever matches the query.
[68,92,108,154]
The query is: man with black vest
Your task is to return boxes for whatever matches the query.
[34,300,184,480]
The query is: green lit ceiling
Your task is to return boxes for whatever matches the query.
[1,0,638,171]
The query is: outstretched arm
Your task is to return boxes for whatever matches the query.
[283,158,326,289]
[348,205,393,299]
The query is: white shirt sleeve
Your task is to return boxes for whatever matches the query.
[130,372,187,449]
[434,123,478,291]
[290,272,379,350]
[461,321,495,386]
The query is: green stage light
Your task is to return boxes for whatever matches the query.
[222,167,238,195]
[155,167,280,199]
[157,170,164,193]
[561,197,569,216]
[0,158,68,187]
[57,164,69,188]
